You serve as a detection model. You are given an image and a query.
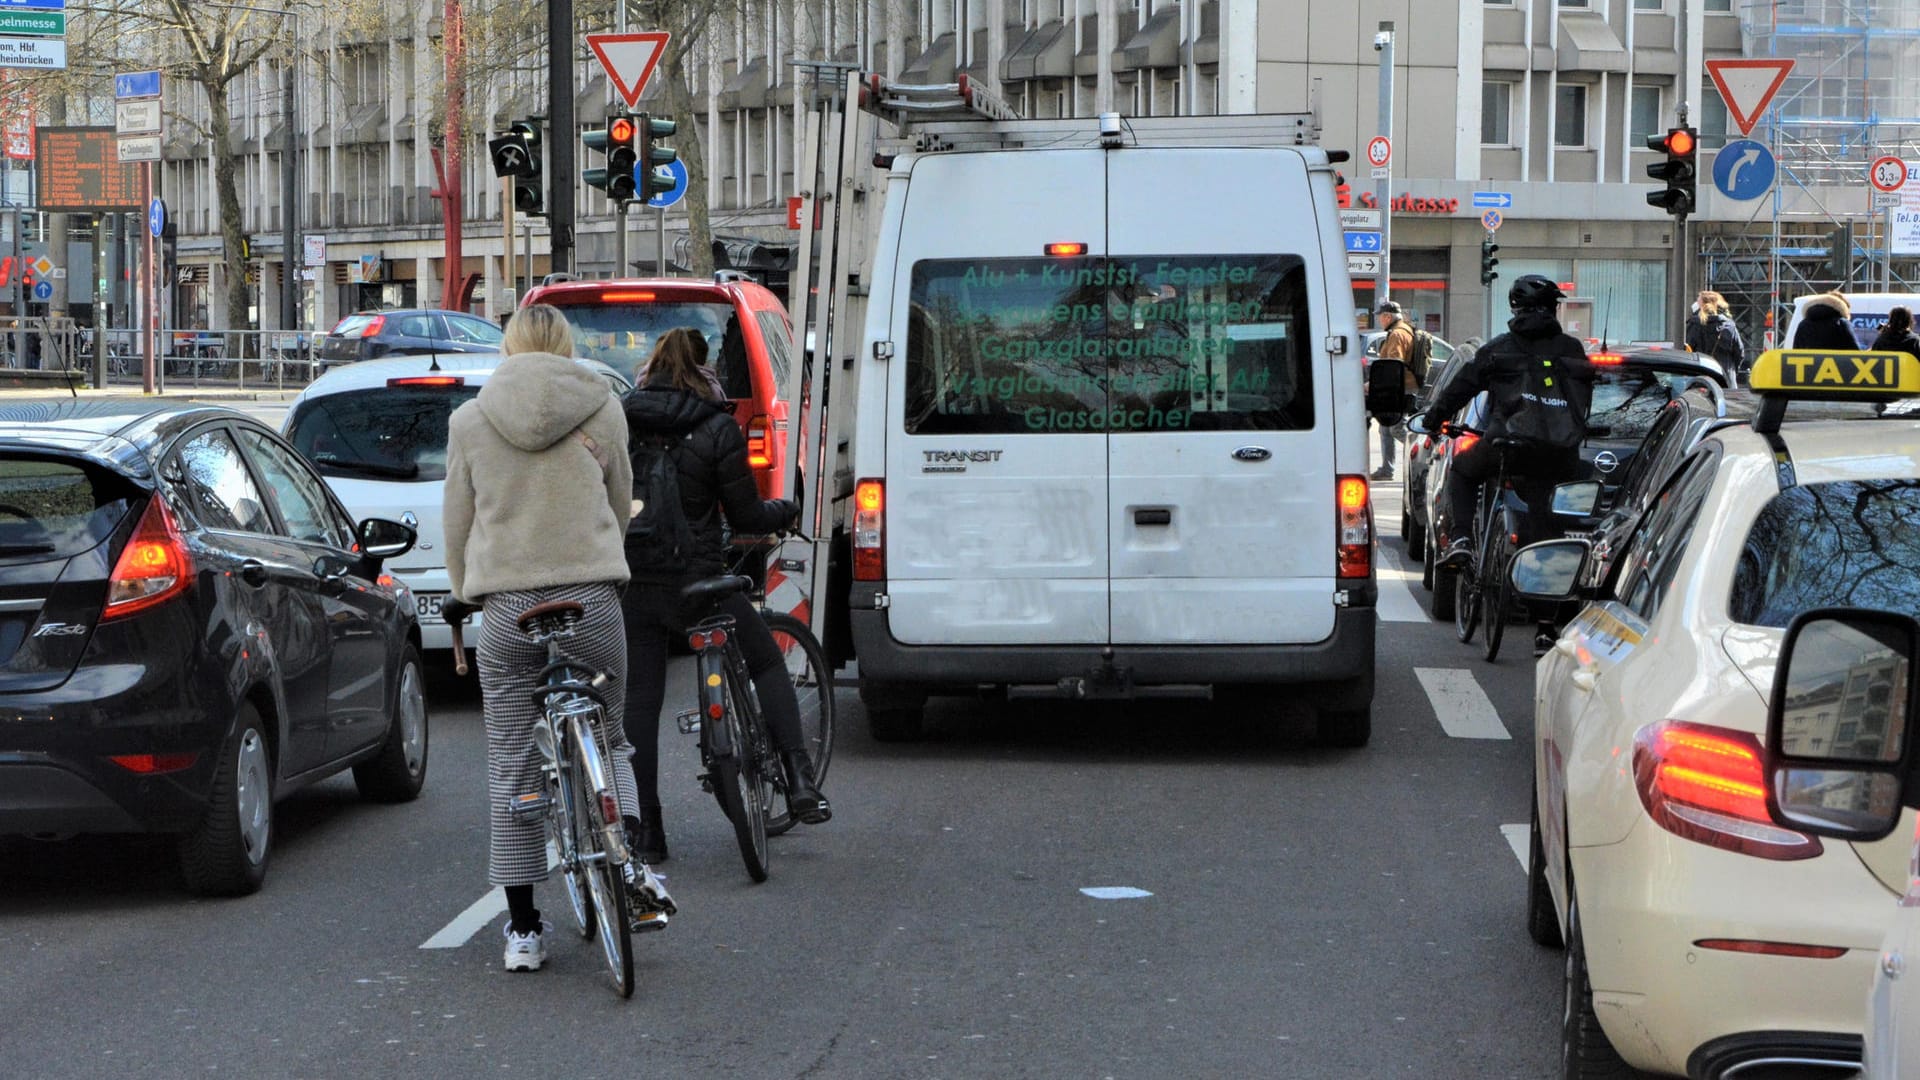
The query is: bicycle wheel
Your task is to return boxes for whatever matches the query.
[549,754,595,941]
[708,681,771,883]
[762,612,835,838]
[1483,572,1510,662]
[570,733,634,999]
[1453,560,1481,644]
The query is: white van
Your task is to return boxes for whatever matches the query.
[1782,292,1920,350]
[845,141,1375,745]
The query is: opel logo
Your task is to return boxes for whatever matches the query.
[1594,451,1620,474]
[1232,446,1272,462]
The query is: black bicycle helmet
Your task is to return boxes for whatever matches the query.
[1508,275,1565,313]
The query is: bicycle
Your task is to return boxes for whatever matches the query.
[674,568,836,883]
[447,600,670,999]
[1447,427,1531,664]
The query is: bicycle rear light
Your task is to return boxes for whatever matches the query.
[853,479,885,581]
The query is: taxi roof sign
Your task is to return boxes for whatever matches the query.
[1748,348,1920,432]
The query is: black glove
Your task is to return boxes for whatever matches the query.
[775,499,801,528]
[442,598,478,626]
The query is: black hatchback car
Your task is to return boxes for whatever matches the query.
[0,400,427,895]
[318,309,504,368]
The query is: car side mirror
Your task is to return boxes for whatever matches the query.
[1508,538,1591,603]
[1765,610,1920,842]
[1552,480,1603,518]
[357,517,417,561]
[1405,414,1431,436]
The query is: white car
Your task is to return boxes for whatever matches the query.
[1512,347,1920,1078]
[283,353,632,651]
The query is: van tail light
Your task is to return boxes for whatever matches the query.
[104,495,195,621]
[359,315,386,338]
[853,479,885,581]
[1336,474,1371,579]
[746,415,772,470]
[1632,720,1823,861]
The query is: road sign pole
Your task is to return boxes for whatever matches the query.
[141,163,153,395]
[1375,21,1394,306]
[657,205,666,276]
[613,198,627,278]
[1485,229,1497,340]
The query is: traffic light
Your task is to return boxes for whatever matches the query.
[1645,126,1698,217]
[636,113,678,202]
[1480,235,1501,286]
[584,114,638,203]
[488,120,544,215]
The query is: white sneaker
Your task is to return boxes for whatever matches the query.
[502,921,549,972]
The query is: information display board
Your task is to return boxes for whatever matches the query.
[34,126,140,212]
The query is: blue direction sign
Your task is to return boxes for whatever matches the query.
[31,279,50,300]
[1344,230,1382,254]
[114,69,160,99]
[643,157,688,210]
[148,198,165,238]
[0,0,66,10]
[1713,138,1776,202]
[1472,191,1513,209]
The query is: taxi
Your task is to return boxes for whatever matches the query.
[1509,348,1920,1079]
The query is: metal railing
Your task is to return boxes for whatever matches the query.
[0,320,328,391]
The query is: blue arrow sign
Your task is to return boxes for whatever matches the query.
[32,279,51,301]
[1472,191,1513,209]
[0,0,66,10]
[643,157,687,210]
[148,198,166,239]
[1712,138,1776,202]
[115,70,161,99]
[1344,231,1382,253]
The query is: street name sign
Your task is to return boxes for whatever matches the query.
[0,0,62,71]
[1347,254,1380,277]
[115,98,160,135]
[1706,58,1794,137]
[1339,208,1383,230]
[586,31,671,109]
[113,69,161,162]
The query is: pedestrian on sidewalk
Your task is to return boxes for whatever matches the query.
[1369,300,1419,482]
[442,303,672,974]
[1870,305,1920,361]
[1684,291,1747,384]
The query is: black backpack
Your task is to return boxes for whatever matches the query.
[1365,358,1414,422]
[625,433,698,577]
[1407,328,1434,385]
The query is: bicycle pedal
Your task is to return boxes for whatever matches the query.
[675,709,702,735]
[630,911,670,934]
[506,792,550,819]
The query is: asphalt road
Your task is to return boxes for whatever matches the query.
[0,480,1564,1079]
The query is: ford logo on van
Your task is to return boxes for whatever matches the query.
[1232,446,1272,462]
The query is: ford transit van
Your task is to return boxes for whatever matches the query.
[846,142,1376,745]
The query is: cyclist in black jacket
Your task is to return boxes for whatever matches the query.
[1422,275,1595,569]
[620,328,829,865]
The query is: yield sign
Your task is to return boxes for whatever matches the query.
[1705,58,1794,137]
[586,31,672,109]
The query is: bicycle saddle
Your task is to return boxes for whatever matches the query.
[680,575,753,608]
[517,599,585,634]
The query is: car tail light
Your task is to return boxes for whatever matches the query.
[1336,475,1371,579]
[1590,353,1625,365]
[359,315,386,338]
[1633,720,1823,861]
[104,495,194,620]
[746,415,772,470]
[853,479,884,581]
[388,376,465,388]
[599,291,657,302]
[1454,432,1480,454]
[108,752,198,774]
[1694,938,1847,960]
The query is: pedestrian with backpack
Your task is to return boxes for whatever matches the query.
[1367,300,1429,481]
[620,327,829,865]
[442,303,674,973]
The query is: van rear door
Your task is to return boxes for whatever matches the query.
[883,150,1111,646]
[1104,149,1337,645]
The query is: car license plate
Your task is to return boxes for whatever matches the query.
[416,592,447,620]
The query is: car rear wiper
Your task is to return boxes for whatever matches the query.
[0,543,55,555]
[315,457,421,480]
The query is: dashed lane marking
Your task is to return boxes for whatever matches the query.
[421,847,560,950]
[1499,824,1529,872]
[1375,546,1430,623]
[1415,667,1511,739]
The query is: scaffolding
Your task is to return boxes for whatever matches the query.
[1705,0,1920,345]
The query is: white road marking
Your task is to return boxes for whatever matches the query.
[1499,824,1529,872]
[421,846,561,950]
[1375,561,1429,623]
[1415,667,1511,740]
[1080,886,1153,900]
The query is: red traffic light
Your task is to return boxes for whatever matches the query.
[1663,128,1696,157]
[608,117,636,143]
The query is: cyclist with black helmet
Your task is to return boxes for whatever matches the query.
[1420,274,1595,570]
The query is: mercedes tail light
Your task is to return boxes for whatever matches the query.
[104,495,194,620]
[853,479,884,581]
[1336,475,1371,579]
[1633,720,1822,861]
[746,415,772,470]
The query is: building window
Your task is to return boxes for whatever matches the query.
[1698,86,1730,150]
[1482,81,1513,145]
[1630,84,1663,144]
[1705,0,1732,10]
[1633,0,1663,9]
[1559,0,1592,7]
[1555,84,1588,147]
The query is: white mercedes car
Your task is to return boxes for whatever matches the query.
[283,353,631,652]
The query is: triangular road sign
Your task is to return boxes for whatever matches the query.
[1706,58,1794,137]
[586,31,672,110]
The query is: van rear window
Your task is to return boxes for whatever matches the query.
[904,254,1314,435]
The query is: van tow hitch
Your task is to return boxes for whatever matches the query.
[1059,650,1133,700]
